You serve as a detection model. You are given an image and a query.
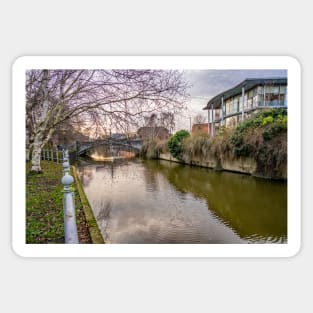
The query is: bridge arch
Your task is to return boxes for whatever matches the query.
[76,139,143,156]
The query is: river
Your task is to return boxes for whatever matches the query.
[76,158,287,244]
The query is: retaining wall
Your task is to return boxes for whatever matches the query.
[159,153,287,179]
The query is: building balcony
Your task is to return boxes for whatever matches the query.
[212,104,287,124]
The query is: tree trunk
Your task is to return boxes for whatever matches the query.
[31,145,42,172]
[30,70,50,172]
[31,126,56,172]
[26,144,32,161]
[31,132,44,172]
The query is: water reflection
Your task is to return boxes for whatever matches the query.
[76,158,287,244]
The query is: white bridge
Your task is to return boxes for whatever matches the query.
[76,138,143,156]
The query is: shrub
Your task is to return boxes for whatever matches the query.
[182,132,210,161]
[210,127,234,160]
[141,138,168,159]
[231,108,287,157]
[168,130,190,160]
[230,108,287,177]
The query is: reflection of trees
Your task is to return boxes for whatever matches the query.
[77,166,95,188]
[143,159,287,241]
[95,199,112,243]
[142,162,160,192]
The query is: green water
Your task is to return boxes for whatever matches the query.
[76,158,287,244]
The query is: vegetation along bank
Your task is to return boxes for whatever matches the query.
[141,109,287,180]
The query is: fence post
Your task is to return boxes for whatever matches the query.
[62,149,79,244]
[63,150,69,174]
[56,149,59,163]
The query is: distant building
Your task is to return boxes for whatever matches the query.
[137,126,170,140]
[192,123,209,134]
[203,77,287,136]
[110,133,127,140]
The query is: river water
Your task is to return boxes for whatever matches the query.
[76,158,287,244]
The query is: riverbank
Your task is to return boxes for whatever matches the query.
[142,109,287,180]
[26,160,99,243]
[72,166,104,244]
[159,152,287,179]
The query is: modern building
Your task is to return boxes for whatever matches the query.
[203,77,287,136]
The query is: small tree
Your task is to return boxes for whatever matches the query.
[167,130,190,160]
[193,113,206,124]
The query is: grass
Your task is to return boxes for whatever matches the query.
[26,160,93,243]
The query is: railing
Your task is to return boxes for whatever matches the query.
[61,150,79,244]
[41,148,79,244]
[214,105,287,124]
[41,149,63,163]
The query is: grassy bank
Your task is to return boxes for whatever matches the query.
[26,160,93,243]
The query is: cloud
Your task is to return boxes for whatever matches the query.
[184,69,287,98]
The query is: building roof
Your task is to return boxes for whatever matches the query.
[203,77,287,110]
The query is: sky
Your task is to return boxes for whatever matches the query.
[175,69,287,131]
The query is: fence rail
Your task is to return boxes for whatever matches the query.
[41,149,63,163]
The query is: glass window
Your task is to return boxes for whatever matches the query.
[265,86,279,94]
[253,95,258,107]
[247,98,253,108]
[278,94,285,106]
[279,85,287,94]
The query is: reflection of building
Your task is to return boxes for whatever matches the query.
[192,123,208,134]
[203,78,287,136]
[137,126,170,140]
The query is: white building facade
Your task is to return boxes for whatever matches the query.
[203,78,287,135]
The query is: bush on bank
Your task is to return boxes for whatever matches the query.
[231,108,287,157]
[230,109,287,177]
[141,138,168,159]
[167,130,190,160]
[182,131,211,161]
